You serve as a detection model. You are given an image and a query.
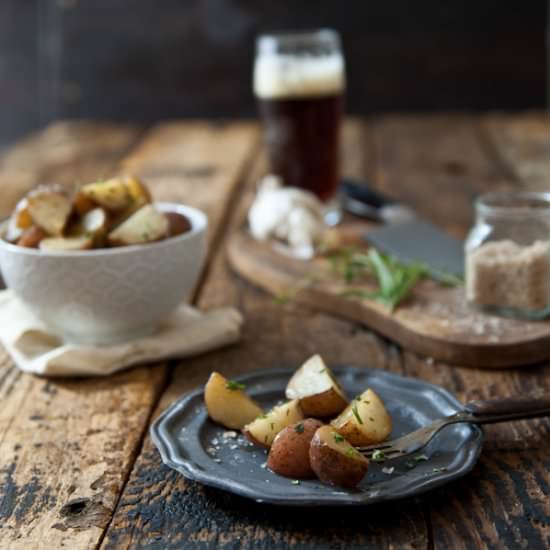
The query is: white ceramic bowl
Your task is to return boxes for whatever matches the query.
[0,203,208,345]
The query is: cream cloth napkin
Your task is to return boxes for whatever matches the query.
[0,290,243,377]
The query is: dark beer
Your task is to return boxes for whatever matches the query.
[258,93,343,202]
[254,30,345,203]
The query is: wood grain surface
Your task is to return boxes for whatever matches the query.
[1,115,549,550]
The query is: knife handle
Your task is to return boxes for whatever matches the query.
[341,179,397,209]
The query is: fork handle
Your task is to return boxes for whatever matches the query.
[463,393,550,423]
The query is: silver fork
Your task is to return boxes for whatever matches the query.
[358,393,550,460]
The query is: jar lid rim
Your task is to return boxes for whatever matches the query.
[476,191,550,217]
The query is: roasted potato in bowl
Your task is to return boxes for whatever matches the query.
[3,177,191,252]
[286,354,348,417]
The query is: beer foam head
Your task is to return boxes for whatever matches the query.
[254,54,345,99]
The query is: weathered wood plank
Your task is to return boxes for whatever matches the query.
[481,112,550,191]
[370,114,519,238]
[101,119,429,550]
[369,115,550,550]
[0,121,258,549]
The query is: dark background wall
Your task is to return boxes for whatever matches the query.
[0,0,547,148]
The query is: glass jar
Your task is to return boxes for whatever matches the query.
[465,191,550,320]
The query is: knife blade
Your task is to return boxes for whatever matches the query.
[340,179,465,276]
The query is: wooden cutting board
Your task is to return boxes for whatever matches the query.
[227,228,550,368]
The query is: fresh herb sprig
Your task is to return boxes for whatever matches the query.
[333,248,462,312]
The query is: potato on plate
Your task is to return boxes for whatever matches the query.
[81,176,151,213]
[309,425,369,488]
[243,399,303,448]
[16,226,47,248]
[285,354,348,417]
[27,186,72,236]
[331,388,392,446]
[39,235,93,251]
[204,372,263,430]
[107,204,169,246]
[267,418,323,479]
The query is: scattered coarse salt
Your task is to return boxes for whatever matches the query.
[211,438,219,446]
[223,431,238,439]
[206,447,217,456]
[230,444,238,450]
[382,467,395,475]
[213,458,222,463]
[261,462,268,469]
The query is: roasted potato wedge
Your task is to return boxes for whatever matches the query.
[39,235,93,251]
[68,207,108,245]
[81,176,151,214]
[165,212,192,237]
[107,205,169,246]
[27,186,72,236]
[204,372,263,430]
[16,226,48,248]
[73,191,96,217]
[331,388,392,446]
[286,354,348,417]
[309,425,369,488]
[267,418,323,479]
[243,399,304,448]
[13,198,33,230]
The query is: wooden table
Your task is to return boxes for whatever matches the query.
[0,115,549,550]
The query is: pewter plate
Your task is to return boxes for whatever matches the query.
[151,367,483,506]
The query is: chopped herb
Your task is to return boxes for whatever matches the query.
[264,435,268,443]
[333,433,345,443]
[364,400,371,404]
[371,450,386,462]
[286,409,290,416]
[351,402,363,424]
[291,480,300,485]
[225,380,246,391]
[369,417,375,422]
[141,232,150,240]
[294,423,305,434]
[346,447,357,458]
[270,422,275,431]
[257,413,268,420]
[318,368,326,373]
[382,466,395,475]
[414,454,429,462]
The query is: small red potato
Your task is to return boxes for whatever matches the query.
[16,226,48,248]
[309,425,369,488]
[267,418,323,479]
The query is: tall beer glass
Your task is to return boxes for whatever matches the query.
[254,29,345,211]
